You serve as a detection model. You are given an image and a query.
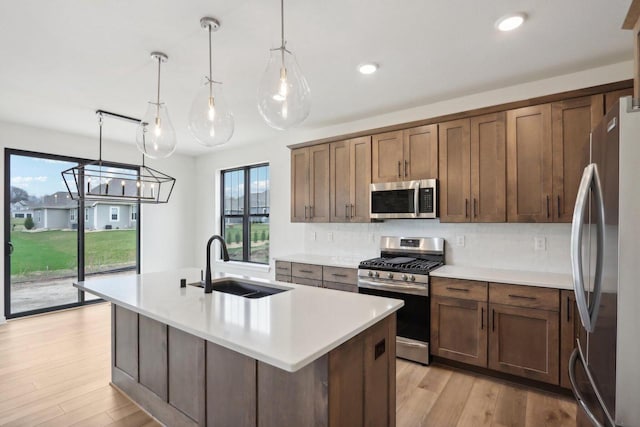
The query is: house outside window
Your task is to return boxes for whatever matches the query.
[85,208,89,221]
[36,211,41,222]
[221,163,269,264]
[130,205,137,221]
[70,208,77,222]
[110,206,119,222]
[15,213,24,219]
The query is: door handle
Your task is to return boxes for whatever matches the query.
[568,349,606,427]
[473,198,477,218]
[446,287,469,293]
[345,204,349,219]
[404,160,408,177]
[571,164,605,332]
[492,309,495,332]
[546,195,550,218]
[304,206,308,219]
[481,306,484,330]
[7,242,14,256]
[557,195,561,218]
[310,206,314,219]
[465,199,469,218]
[397,161,401,178]
[351,204,354,219]
[567,296,571,323]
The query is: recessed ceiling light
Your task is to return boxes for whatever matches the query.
[495,13,526,32]
[358,63,378,75]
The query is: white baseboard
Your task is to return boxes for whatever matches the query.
[0,316,6,325]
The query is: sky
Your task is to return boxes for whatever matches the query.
[10,155,76,197]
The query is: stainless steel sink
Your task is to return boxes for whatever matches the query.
[188,279,289,299]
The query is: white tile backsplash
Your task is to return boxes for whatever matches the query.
[303,220,572,274]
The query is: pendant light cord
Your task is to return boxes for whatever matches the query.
[156,56,162,106]
[280,0,285,48]
[208,24,213,98]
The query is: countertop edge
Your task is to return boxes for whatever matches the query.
[430,266,573,290]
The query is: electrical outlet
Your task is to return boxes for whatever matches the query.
[327,232,334,242]
[534,236,546,251]
[456,235,465,247]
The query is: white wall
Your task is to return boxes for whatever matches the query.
[0,120,196,322]
[197,60,633,278]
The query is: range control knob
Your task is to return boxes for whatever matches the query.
[387,272,394,279]
[402,274,408,281]
[374,271,380,278]
[409,275,416,282]
[368,271,373,277]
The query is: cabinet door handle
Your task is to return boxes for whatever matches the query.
[481,306,484,330]
[332,273,348,278]
[404,160,408,177]
[473,198,477,218]
[492,309,495,332]
[299,269,314,274]
[508,294,537,300]
[446,286,470,293]
[304,206,308,219]
[567,296,571,323]
[547,195,550,218]
[276,266,289,271]
[310,206,314,218]
[397,161,401,178]
[351,204,354,218]
[345,204,349,219]
[558,195,561,218]
[465,199,469,218]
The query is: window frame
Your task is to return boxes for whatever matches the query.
[70,208,77,222]
[220,163,270,264]
[110,206,120,222]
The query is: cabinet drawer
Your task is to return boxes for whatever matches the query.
[489,283,559,311]
[275,261,292,275]
[323,281,357,293]
[275,274,291,283]
[322,266,357,285]
[431,277,487,301]
[292,263,323,280]
[292,277,322,287]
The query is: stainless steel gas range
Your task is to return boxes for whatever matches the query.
[357,236,444,365]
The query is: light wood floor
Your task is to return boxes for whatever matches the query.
[0,303,576,427]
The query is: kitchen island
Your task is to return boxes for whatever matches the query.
[75,268,403,427]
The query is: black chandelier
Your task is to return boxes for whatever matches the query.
[62,110,176,204]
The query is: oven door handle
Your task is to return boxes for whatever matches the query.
[358,279,428,296]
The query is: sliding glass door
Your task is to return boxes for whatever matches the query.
[4,149,140,318]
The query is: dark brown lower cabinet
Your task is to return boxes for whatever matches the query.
[112,306,396,427]
[431,296,487,367]
[489,303,560,385]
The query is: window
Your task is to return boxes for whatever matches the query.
[85,208,89,221]
[36,211,41,222]
[110,206,119,222]
[221,164,269,264]
[130,205,137,221]
[26,213,32,218]
[70,208,77,222]
[14,213,24,218]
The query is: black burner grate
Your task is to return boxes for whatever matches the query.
[358,257,443,274]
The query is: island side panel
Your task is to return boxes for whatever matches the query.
[206,341,257,427]
[329,334,364,426]
[257,356,329,427]
[168,326,206,425]
[114,304,138,380]
[139,315,168,401]
[387,314,397,427]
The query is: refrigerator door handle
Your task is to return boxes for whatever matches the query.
[571,164,594,331]
[590,164,605,332]
[571,164,605,333]
[568,348,605,427]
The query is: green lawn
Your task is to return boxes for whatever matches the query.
[224,222,270,264]
[10,229,136,278]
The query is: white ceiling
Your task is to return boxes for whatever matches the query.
[0,0,633,155]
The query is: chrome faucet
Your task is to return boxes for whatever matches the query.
[204,235,230,293]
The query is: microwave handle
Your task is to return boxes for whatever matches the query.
[414,184,420,216]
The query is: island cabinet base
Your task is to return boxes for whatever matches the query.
[111,305,397,427]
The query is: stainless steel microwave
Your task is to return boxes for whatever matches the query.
[370,179,438,219]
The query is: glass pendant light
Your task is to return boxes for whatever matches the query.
[136,52,177,158]
[188,17,234,147]
[257,0,311,130]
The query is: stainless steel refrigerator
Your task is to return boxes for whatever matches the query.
[569,96,640,427]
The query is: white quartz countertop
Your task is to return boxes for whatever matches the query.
[275,254,362,269]
[431,265,574,290]
[74,268,402,372]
